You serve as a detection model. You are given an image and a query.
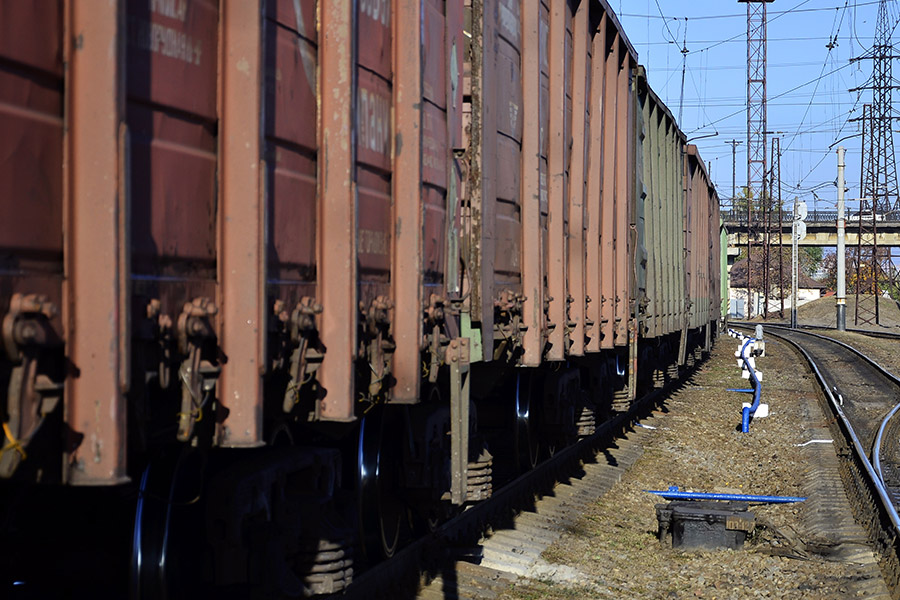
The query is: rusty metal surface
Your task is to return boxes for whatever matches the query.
[521,0,545,366]
[0,0,65,338]
[490,0,524,356]
[639,83,658,338]
[546,0,567,361]
[217,0,264,447]
[686,145,716,331]
[357,1,394,353]
[670,123,686,334]
[265,0,318,304]
[566,2,589,357]
[391,0,423,403]
[127,0,218,324]
[613,48,631,346]
[599,33,619,350]
[585,13,608,354]
[65,0,129,485]
[317,0,356,421]
[357,0,395,404]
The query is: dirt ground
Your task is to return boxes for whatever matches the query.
[497,335,888,600]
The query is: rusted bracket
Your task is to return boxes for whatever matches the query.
[447,337,470,506]
[493,289,526,361]
[584,295,594,328]
[1,294,63,478]
[424,294,449,383]
[360,296,394,398]
[281,297,324,412]
[565,294,577,330]
[146,299,174,389]
[176,298,220,442]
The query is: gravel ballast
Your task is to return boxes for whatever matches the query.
[497,335,891,600]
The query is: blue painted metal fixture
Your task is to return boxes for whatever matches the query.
[729,330,762,433]
[646,486,806,504]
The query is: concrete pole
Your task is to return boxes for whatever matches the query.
[836,147,846,331]
[791,197,799,329]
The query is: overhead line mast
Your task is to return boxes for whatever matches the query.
[740,0,773,319]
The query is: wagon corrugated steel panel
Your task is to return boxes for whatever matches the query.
[127,0,219,317]
[0,0,64,335]
[0,0,66,483]
[584,12,608,354]
[638,75,688,339]
[639,86,657,337]
[545,0,568,361]
[264,0,319,307]
[685,145,715,331]
[613,47,632,347]
[672,122,687,334]
[566,1,589,357]
[598,32,619,350]
[520,0,546,366]
[357,1,394,322]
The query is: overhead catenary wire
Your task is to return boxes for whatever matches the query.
[623,0,890,203]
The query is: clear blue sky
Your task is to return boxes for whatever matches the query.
[616,0,895,215]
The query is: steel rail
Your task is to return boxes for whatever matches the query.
[763,324,900,495]
[734,324,900,594]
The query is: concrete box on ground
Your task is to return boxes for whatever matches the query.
[655,501,755,550]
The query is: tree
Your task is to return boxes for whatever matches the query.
[822,248,900,302]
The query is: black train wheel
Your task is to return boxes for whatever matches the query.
[357,406,405,563]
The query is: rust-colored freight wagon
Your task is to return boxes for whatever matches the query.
[468,0,638,368]
[0,0,722,596]
[685,145,721,341]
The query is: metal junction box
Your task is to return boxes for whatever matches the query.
[655,501,755,550]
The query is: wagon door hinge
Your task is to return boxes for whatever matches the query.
[280,298,324,412]
[176,298,220,442]
[360,296,394,398]
[1,294,63,478]
[424,294,449,383]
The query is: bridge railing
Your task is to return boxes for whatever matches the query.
[722,209,840,225]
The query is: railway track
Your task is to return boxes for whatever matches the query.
[800,324,900,341]
[736,324,900,595]
[332,353,708,599]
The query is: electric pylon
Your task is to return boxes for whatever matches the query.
[851,0,899,325]
[741,0,773,318]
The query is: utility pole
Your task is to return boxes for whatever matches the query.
[725,139,743,214]
[776,139,785,318]
[791,198,799,328]
[740,0,773,320]
[836,146,846,331]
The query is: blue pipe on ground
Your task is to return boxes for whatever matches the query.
[646,487,805,503]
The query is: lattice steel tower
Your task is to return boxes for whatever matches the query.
[851,0,899,325]
[854,0,899,214]
[741,0,773,318]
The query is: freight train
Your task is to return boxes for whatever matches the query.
[0,0,723,597]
